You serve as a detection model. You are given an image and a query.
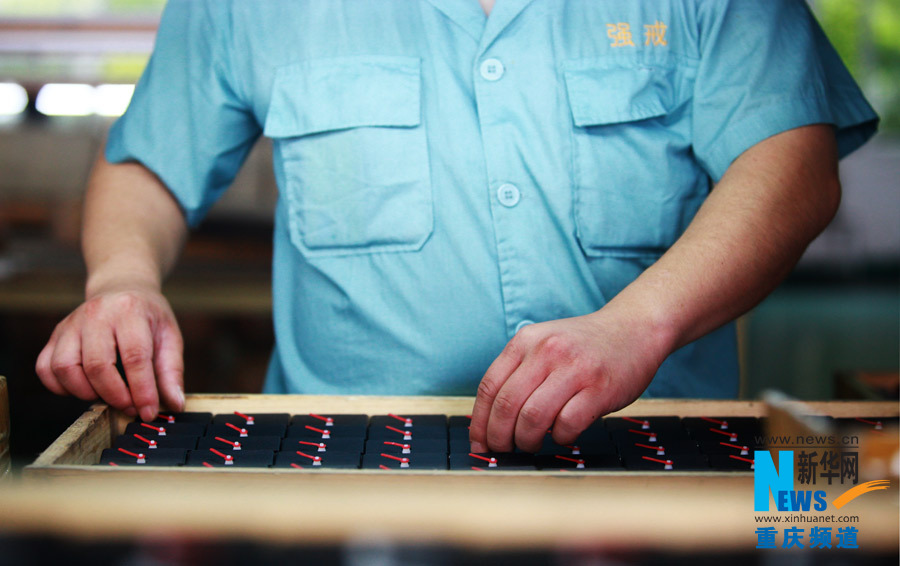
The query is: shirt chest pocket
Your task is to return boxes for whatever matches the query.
[564,58,703,259]
[264,56,433,257]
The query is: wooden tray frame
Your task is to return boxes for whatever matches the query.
[24,394,898,478]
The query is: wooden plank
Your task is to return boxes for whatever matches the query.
[1,474,754,549]
[173,394,766,416]
[28,403,111,467]
[177,394,476,415]
[176,395,899,419]
[0,271,271,315]
[2,472,897,551]
[23,463,747,483]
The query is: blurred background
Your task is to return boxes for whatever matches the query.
[0,0,897,470]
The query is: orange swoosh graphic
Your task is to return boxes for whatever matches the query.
[832,480,891,509]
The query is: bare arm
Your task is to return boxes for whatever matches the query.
[36,147,189,421]
[470,124,840,452]
[82,150,187,303]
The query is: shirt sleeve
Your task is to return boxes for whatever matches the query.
[691,0,879,181]
[105,0,261,227]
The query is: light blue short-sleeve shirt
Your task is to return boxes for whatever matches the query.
[107,0,878,397]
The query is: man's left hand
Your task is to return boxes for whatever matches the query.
[468,310,666,453]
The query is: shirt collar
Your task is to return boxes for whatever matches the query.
[424,0,537,52]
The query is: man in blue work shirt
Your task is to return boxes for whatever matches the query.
[36,1,877,453]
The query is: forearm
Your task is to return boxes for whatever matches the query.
[82,147,189,298]
[600,124,841,359]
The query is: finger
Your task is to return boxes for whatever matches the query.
[81,319,135,413]
[154,320,185,412]
[48,329,98,401]
[513,369,581,453]
[36,332,67,396]
[470,340,526,453]
[115,320,159,422]
[552,387,609,446]
[484,358,549,452]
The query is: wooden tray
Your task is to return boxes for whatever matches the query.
[4,396,895,551]
[24,395,897,476]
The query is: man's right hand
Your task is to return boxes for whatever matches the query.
[35,149,190,421]
[36,283,184,422]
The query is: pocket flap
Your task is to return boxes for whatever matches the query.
[564,60,672,126]
[264,56,421,138]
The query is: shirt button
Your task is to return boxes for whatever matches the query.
[480,58,504,81]
[515,320,535,333]
[497,183,520,207]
